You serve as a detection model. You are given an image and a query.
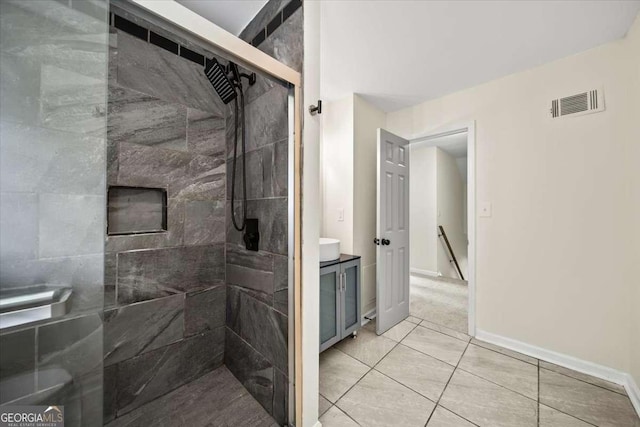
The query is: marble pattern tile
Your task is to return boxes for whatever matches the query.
[319,348,369,403]
[39,63,107,136]
[439,369,538,427]
[0,51,41,127]
[539,360,626,395]
[37,314,103,391]
[104,253,117,309]
[184,200,225,245]
[273,289,288,314]
[539,368,639,427]
[382,320,416,342]
[0,192,38,261]
[376,344,454,402]
[226,244,275,295]
[226,288,288,371]
[420,319,471,342]
[258,8,303,73]
[457,344,538,399]
[104,294,184,366]
[470,338,538,365]
[106,198,185,253]
[108,85,187,152]
[427,406,476,427]
[116,31,223,115]
[272,368,288,425]
[245,85,289,152]
[319,406,359,427]
[227,198,288,255]
[103,364,117,424]
[184,286,226,337]
[106,366,277,427]
[117,244,225,304]
[402,325,468,366]
[116,328,224,416]
[38,194,104,258]
[0,121,106,196]
[538,404,593,427]
[319,394,332,416]
[334,326,397,367]
[186,108,225,156]
[107,186,166,234]
[336,370,435,427]
[116,141,190,189]
[0,328,36,403]
[224,328,274,416]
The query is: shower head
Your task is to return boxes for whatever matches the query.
[204,58,237,104]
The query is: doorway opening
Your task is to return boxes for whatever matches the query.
[374,123,476,337]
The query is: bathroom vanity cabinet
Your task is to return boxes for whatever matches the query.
[319,254,361,352]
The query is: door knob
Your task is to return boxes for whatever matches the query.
[381,239,390,246]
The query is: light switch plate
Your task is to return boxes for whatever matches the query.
[337,208,344,222]
[479,202,492,218]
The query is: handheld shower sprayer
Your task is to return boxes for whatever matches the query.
[204,58,258,250]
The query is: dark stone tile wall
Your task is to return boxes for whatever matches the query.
[224,1,302,425]
[104,13,229,423]
[0,1,108,425]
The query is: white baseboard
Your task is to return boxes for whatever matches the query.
[625,373,640,418]
[312,422,322,427]
[476,329,640,417]
[410,268,439,277]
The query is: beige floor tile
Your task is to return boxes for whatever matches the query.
[402,325,468,366]
[335,326,397,367]
[406,315,422,324]
[538,404,592,427]
[470,338,538,365]
[457,344,538,399]
[539,360,626,395]
[337,370,435,427]
[539,368,640,427]
[376,344,454,401]
[439,369,538,427]
[319,394,332,416]
[427,406,475,427]
[382,320,417,342]
[420,319,471,342]
[319,406,359,427]
[319,348,369,402]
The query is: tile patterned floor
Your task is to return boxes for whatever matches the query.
[319,320,640,427]
[106,366,278,427]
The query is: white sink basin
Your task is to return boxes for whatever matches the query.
[320,238,340,262]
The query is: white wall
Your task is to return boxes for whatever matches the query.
[353,95,386,313]
[436,148,468,279]
[302,1,321,424]
[627,13,640,393]
[321,94,385,314]
[321,96,354,253]
[387,14,639,376]
[409,146,437,274]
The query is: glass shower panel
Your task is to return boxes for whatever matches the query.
[0,0,109,425]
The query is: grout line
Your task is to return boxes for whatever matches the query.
[469,338,539,367]
[539,366,629,397]
[538,402,599,427]
[424,339,474,427]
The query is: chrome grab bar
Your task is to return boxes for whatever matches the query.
[0,285,73,329]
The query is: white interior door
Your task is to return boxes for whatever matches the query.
[376,129,410,334]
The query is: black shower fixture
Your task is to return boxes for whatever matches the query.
[204,58,258,250]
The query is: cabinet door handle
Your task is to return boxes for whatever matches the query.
[340,272,345,292]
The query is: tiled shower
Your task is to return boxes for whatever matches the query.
[0,0,302,425]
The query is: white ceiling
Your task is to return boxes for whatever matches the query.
[176,0,268,35]
[413,132,468,180]
[321,1,640,112]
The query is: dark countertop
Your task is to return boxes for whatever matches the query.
[320,253,361,268]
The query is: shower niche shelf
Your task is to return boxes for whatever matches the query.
[107,186,168,235]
